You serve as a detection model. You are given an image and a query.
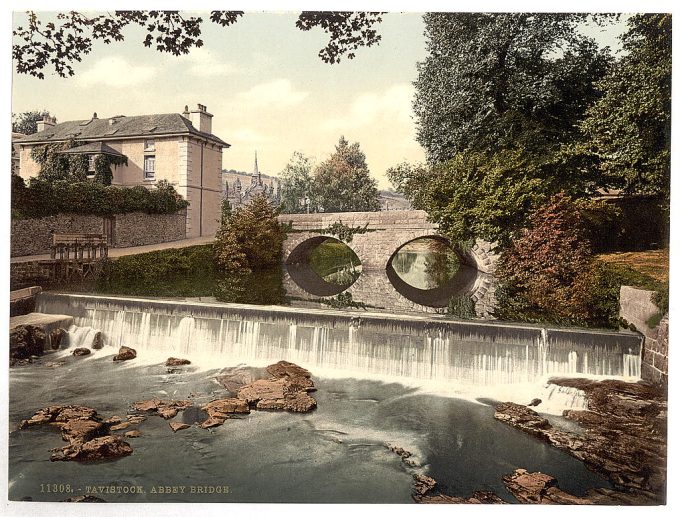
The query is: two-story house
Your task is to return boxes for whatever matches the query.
[16,104,229,238]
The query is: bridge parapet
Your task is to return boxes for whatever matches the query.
[279,210,437,231]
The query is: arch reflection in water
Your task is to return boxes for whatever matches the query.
[285,236,362,297]
[386,237,479,308]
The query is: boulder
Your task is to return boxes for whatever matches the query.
[73,348,91,357]
[266,360,312,380]
[199,398,250,428]
[52,435,133,462]
[124,430,142,438]
[91,331,103,349]
[166,357,191,367]
[169,422,191,432]
[9,324,47,360]
[131,398,192,419]
[113,346,136,362]
[110,422,131,431]
[59,419,107,444]
[237,362,317,413]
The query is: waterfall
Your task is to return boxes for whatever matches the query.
[36,293,643,387]
[539,383,588,413]
[66,325,101,349]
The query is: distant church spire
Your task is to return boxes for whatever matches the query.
[252,150,261,186]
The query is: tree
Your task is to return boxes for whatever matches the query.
[13,11,384,79]
[214,193,286,273]
[388,150,554,247]
[413,13,612,164]
[278,152,316,214]
[573,14,671,203]
[12,110,51,135]
[312,137,380,212]
[495,194,600,325]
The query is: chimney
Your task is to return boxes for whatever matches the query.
[189,103,213,134]
[37,114,56,132]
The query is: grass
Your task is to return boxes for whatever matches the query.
[596,249,669,284]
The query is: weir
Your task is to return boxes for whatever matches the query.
[36,292,642,386]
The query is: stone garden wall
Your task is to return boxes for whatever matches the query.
[11,211,186,257]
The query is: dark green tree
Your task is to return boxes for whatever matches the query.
[312,137,380,212]
[11,110,51,134]
[573,14,671,203]
[413,13,612,164]
[214,193,286,272]
[278,151,317,214]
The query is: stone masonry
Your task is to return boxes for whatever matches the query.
[280,210,499,315]
[11,211,186,257]
[619,286,668,386]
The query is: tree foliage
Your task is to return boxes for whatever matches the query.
[388,150,552,247]
[278,152,316,214]
[30,140,127,185]
[214,193,285,273]
[573,14,671,202]
[495,193,620,327]
[413,13,613,164]
[11,177,188,219]
[12,110,51,135]
[311,137,380,212]
[13,10,384,79]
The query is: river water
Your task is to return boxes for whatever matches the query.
[8,348,610,503]
[7,292,640,503]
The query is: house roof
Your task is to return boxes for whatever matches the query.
[60,141,127,157]
[17,113,229,148]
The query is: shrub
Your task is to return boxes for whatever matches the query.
[447,295,476,319]
[214,193,285,272]
[11,179,188,219]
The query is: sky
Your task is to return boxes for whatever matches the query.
[10,11,633,189]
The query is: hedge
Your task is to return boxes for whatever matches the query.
[11,176,189,219]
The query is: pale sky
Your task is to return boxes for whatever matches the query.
[11,11,628,189]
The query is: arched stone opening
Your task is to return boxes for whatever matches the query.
[285,236,362,297]
[385,236,488,309]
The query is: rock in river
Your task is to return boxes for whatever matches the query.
[73,347,91,357]
[236,361,317,413]
[52,435,133,462]
[9,324,47,361]
[131,398,192,419]
[166,357,191,366]
[113,346,137,361]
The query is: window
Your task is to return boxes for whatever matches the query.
[87,155,96,178]
[144,155,156,180]
[144,139,155,152]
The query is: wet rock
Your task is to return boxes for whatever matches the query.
[527,398,542,407]
[52,435,133,462]
[113,346,136,362]
[412,473,505,504]
[9,324,47,360]
[131,398,192,419]
[110,422,131,431]
[237,362,317,413]
[495,378,667,502]
[126,415,147,424]
[266,360,312,380]
[62,495,106,502]
[20,405,99,429]
[73,347,91,357]
[59,419,107,444]
[199,398,250,428]
[169,422,191,432]
[91,331,103,349]
[124,430,142,438]
[49,328,67,350]
[104,416,123,424]
[166,357,191,367]
[216,368,259,392]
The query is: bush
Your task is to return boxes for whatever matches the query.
[11,178,188,219]
[214,193,286,272]
[447,295,476,319]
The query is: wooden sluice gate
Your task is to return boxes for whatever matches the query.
[46,233,109,281]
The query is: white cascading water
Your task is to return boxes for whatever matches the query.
[48,299,642,388]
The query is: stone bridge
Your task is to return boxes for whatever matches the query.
[279,210,499,316]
